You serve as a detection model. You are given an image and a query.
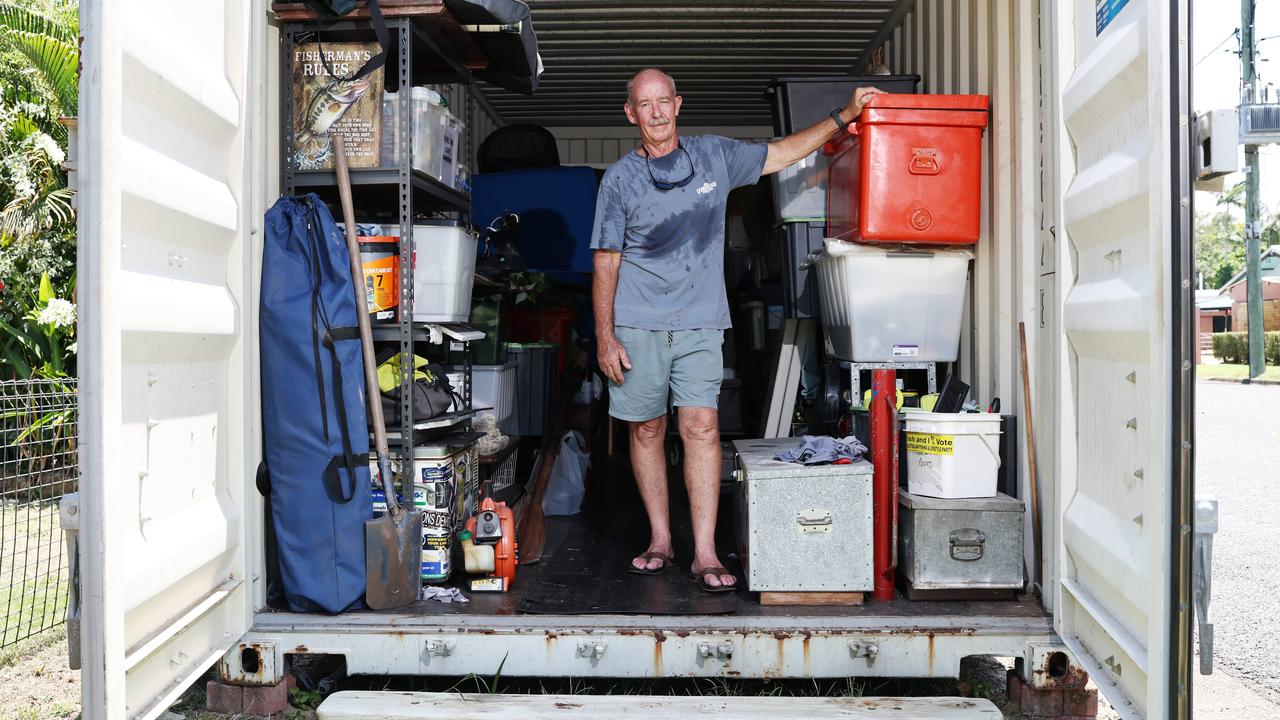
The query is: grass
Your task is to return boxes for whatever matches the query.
[1197,363,1280,381]
[0,503,68,647]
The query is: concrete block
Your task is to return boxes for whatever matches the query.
[205,679,243,714]
[1018,682,1064,717]
[243,680,290,716]
[1064,688,1099,717]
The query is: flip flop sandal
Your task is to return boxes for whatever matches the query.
[628,551,676,575]
[687,566,738,593]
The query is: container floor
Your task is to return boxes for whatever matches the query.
[260,459,1049,626]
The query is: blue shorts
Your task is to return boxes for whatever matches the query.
[608,327,724,422]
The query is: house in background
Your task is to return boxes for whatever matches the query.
[1195,290,1233,363]
[1221,245,1280,332]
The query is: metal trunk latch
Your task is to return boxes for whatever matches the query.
[796,509,833,534]
[949,528,986,561]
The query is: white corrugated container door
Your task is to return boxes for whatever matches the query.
[1052,1,1192,719]
[78,0,265,717]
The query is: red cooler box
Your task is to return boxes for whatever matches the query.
[826,94,989,245]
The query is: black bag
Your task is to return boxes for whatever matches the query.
[374,349,462,425]
[381,375,461,424]
[305,0,390,83]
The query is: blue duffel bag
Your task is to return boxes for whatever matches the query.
[260,194,372,613]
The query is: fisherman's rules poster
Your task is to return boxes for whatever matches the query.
[291,42,383,170]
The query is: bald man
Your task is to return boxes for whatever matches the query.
[591,68,880,592]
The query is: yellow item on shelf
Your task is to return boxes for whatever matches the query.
[862,388,905,410]
[920,393,941,412]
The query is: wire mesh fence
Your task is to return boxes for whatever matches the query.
[0,378,78,647]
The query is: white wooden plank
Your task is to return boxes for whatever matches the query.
[318,692,1002,720]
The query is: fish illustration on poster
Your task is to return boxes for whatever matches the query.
[291,42,383,170]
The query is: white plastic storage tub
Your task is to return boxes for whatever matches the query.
[387,221,477,322]
[814,239,972,362]
[901,410,1002,499]
[455,361,516,435]
[771,148,828,222]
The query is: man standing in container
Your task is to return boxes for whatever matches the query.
[591,68,880,592]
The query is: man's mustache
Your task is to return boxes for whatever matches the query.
[648,118,670,126]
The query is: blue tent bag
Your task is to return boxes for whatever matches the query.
[260,194,372,613]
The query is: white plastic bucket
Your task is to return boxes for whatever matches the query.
[902,410,1002,499]
[387,223,477,322]
[813,240,972,362]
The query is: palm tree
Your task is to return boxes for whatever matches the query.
[0,1,76,247]
[1217,182,1280,247]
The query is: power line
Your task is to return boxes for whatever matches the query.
[1197,28,1240,67]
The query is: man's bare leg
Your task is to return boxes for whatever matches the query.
[678,406,735,588]
[629,415,674,571]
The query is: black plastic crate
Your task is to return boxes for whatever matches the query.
[766,75,922,136]
[778,221,827,319]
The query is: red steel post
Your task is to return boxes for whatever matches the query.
[870,369,898,601]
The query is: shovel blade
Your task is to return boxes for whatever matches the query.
[365,509,423,610]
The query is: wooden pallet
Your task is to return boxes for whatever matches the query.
[759,591,865,607]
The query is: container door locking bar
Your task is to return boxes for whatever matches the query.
[1194,496,1218,675]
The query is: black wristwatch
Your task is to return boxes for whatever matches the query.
[830,107,849,131]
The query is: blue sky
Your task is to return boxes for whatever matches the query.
[1194,0,1279,212]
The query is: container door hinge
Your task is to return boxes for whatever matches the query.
[849,641,879,666]
[1195,496,1219,675]
[425,639,456,658]
[577,641,607,660]
[698,641,734,660]
[59,493,80,671]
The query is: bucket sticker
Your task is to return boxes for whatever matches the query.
[893,344,920,358]
[906,432,955,455]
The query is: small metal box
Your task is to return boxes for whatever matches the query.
[898,489,1025,592]
[732,438,874,592]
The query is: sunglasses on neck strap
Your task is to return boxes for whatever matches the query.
[642,143,695,191]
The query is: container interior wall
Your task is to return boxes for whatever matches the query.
[547,126,772,168]
[882,0,1053,605]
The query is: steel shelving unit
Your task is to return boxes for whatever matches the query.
[280,14,481,485]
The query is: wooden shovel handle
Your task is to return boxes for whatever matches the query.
[333,135,397,509]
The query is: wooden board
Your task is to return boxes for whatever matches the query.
[759,591,865,607]
[271,2,489,71]
[272,1,445,21]
[318,691,1002,719]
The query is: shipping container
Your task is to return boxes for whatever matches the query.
[72,1,1200,719]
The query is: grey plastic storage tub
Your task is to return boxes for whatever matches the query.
[508,342,557,436]
[765,75,921,136]
[778,221,826,319]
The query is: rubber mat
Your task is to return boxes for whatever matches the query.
[517,516,741,615]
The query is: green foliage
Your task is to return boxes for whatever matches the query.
[0,0,77,379]
[1195,209,1246,290]
[289,686,324,711]
[0,270,75,379]
[1217,181,1280,246]
[1212,331,1280,366]
[0,1,76,113]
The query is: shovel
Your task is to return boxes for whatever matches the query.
[333,134,422,610]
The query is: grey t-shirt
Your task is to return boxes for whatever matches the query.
[590,134,767,330]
